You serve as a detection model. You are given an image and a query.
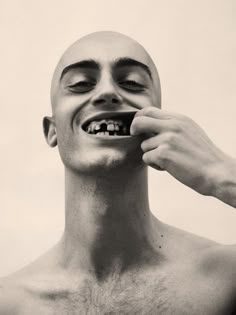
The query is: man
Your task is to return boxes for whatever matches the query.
[0,31,236,314]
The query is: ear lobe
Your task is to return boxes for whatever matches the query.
[43,116,57,147]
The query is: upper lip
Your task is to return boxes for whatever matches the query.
[81,110,137,130]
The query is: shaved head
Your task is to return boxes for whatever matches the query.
[51,31,161,110]
[44,31,162,173]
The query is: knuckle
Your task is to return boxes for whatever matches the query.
[142,106,156,116]
[156,145,170,164]
[165,132,176,144]
[170,121,181,133]
[178,114,192,125]
[170,118,187,133]
[173,112,185,120]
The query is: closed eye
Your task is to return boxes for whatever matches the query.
[118,80,146,92]
[68,81,96,93]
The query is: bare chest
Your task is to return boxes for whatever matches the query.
[20,270,234,315]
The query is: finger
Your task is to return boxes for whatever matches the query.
[142,149,165,171]
[141,134,166,152]
[135,106,178,120]
[149,164,165,171]
[130,116,168,135]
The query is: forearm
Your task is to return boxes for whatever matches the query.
[210,156,236,208]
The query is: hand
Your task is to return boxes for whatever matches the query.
[130,106,229,196]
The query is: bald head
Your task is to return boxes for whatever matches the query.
[51,31,161,110]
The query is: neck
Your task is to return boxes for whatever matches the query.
[60,165,161,279]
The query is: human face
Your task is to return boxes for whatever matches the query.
[46,32,161,174]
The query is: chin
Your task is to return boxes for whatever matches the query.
[65,147,143,175]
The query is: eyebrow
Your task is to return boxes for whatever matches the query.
[114,57,152,79]
[60,57,152,81]
[60,59,100,81]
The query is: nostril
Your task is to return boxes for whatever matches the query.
[112,97,120,104]
[94,98,106,105]
[93,94,122,106]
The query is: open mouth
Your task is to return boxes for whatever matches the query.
[82,111,136,137]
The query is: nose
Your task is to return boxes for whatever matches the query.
[91,75,122,107]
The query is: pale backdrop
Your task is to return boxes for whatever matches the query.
[0,0,235,277]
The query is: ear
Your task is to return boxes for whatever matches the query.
[43,116,57,147]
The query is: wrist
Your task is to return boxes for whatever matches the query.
[209,155,236,205]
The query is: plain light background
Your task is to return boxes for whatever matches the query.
[0,0,235,277]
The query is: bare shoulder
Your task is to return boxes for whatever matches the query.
[0,265,49,315]
[0,264,41,315]
[163,222,236,289]
[161,221,219,259]
[0,243,63,314]
[0,275,23,315]
[199,242,236,287]
[194,237,236,307]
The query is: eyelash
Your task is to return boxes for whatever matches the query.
[67,79,145,94]
[118,80,145,92]
[68,81,96,93]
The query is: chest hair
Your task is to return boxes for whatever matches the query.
[40,271,172,315]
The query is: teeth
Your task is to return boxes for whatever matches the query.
[86,118,130,136]
[95,131,119,136]
[107,124,115,131]
[96,131,109,136]
[87,122,97,133]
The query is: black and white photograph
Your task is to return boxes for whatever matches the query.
[0,1,236,314]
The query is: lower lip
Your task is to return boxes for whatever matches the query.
[85,133,131,139]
